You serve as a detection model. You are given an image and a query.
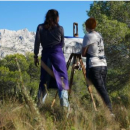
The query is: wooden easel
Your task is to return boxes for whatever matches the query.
[66,53,97,111]
[66,53,85,94]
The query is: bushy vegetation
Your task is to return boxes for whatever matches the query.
[0,53,40,101]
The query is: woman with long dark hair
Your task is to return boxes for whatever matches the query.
[34,9,69,108]
[82,18,113,114]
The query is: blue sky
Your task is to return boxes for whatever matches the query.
[0,1,93,37]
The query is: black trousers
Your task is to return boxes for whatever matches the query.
[88,66,112,112]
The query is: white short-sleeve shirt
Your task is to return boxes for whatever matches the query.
[82,31,107,68]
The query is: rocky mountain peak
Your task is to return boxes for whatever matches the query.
[0,29,83,61]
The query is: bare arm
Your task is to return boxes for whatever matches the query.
[81,46,88,57]
[82,35,90,57]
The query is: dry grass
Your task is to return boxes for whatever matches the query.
[1,88,130,130]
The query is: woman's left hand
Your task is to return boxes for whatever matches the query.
[34,58,39,67]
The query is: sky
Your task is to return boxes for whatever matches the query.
[0,1,93,37]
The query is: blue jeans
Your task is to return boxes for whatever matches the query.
[88,66,112,112]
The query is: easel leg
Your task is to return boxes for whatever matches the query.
[69,55,76,95]
[51,91,58,108]
[66,54,73,70]
[79,56,97,111]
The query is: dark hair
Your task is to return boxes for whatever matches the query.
[85,18,96,30]
[43,9,59,30]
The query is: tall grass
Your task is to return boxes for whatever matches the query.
[0,89,129,130]
[1,86,130,130]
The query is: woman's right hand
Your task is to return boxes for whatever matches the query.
[34,58,39,67]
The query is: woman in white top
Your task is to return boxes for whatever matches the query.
[82,18,112,112]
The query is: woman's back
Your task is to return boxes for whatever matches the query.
[37,24,64,48]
